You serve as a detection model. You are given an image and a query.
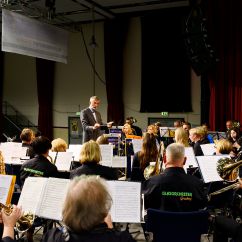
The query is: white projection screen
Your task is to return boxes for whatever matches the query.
[2,9,69,64]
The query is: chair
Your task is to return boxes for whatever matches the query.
[146,208,210,242]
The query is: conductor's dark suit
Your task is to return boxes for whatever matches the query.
[80,107,103,142]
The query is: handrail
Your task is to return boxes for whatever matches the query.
[2,101,40,134]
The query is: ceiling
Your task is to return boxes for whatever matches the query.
[0,0,189,31]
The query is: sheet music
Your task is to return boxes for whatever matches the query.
[1,142,28,164]
[112,156,127,168]
[132,139,143,153]
[200,143,216,156]
[51,152,73,171]
[38,178,70,221]
[0,175,14,204]
[184,147,198,171]
[18,177,48,214]
[107,181,141,223]
[67,144,82,161]
[196,155,230,183]
[99,145,113,163]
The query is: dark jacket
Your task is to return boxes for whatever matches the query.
[80,108,103,143]
[42,223,136,242]
[1,237,15,242]
[131,152,148,183]
[143,167,207,212]
[20,155,58,184]
[70,163,118,180]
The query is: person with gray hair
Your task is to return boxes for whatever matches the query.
[80,96,103,143]
[42,175,136,242]
[143,143,207,212]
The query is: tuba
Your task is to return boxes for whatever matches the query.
[143,141,164,180]
[208,157,242,200]
[0,203,35,233]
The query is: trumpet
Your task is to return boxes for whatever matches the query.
[0,203,35,233]
[208,157,242,200]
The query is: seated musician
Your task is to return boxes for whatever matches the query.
[20,136,58,185]
[51,138,68,152]
[20,136,59,242]
[131,133,159,183]
[119,124,136,156]
[143,143,208,212]
[189,126,210,156]
[20,128,36,158]
[70,140,118,181]
[213,179,242,242]
[0,205,22,242]
[42,175,135,242]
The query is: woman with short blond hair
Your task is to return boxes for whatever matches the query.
[51,138,68,152]
[70,140,118,180]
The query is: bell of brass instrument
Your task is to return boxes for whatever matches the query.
[208,157,242,200]
[0,203,35,233]
[143,141,164,180]
[217,157,242,182]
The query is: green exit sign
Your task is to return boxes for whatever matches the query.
[161,112,169,117]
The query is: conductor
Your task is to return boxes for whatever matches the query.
[80,96,103,143]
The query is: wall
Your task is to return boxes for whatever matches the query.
[3,17,201,144]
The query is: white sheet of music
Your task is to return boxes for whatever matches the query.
[112,156,127,168]
[38,178,70,221]
[67,144,82,161]
[0,175,14,204]
[54,152,73,171]
[99,145,113,163]
[18,177,48,214]
[132,139,143,153]
[107,181,141,223]
[200,143,216,156]
[1,142,28,164]
[184,147,198,171]
[196,155,230,183]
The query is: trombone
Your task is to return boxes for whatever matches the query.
[208,157,242,200]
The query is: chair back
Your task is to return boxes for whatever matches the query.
[146,208,209,242]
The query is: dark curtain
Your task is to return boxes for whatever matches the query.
[0,51,4,141]
[141,7,192,112]
[206,0,242,131]
[104,19,128,125]
[36,58,55,140]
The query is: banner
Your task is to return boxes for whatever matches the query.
[2,9,69,63]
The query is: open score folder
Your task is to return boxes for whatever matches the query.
[18,177,141,223]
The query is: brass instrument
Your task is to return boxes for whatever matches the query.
[0,203,35,233]
[143,141,164,180]
[208,157,242,200]
[0,151,6,174]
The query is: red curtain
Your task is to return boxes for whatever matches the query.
[207,0,242,131]
[36,58,55,140]
[104,19,128,125]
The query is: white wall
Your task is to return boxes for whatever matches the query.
[3,17,201,143]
